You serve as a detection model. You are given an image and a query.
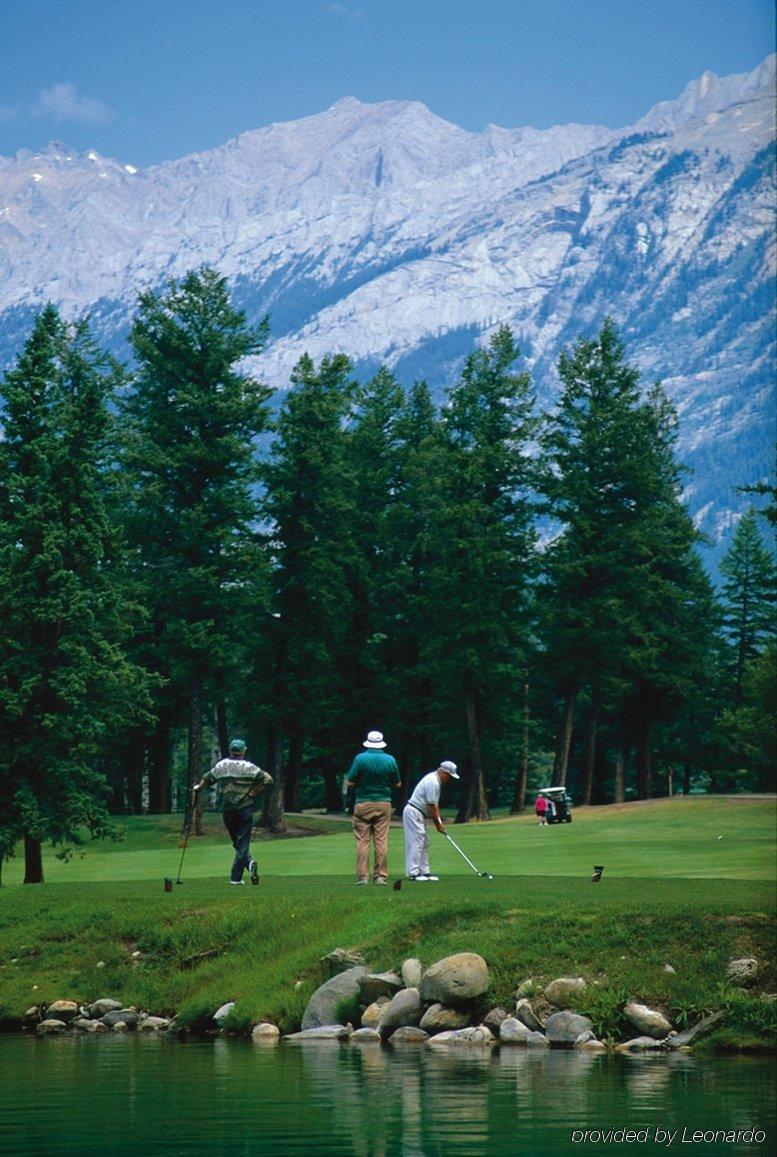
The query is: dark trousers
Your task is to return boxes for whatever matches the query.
[222,805,255,882]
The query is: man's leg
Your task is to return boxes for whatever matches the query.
[371,801,392,881]
[352,803,371,882]
[223,805,255,883]
[403,807,425,877]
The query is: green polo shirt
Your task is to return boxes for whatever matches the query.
[346,750,400,803]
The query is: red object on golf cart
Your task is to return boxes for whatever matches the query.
[538,787,573,824]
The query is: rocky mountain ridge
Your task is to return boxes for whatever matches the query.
[0,56,774,552]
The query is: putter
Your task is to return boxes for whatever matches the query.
[175,804,195,885]
[443,832,494,880]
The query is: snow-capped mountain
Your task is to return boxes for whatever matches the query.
[0,56,774,552]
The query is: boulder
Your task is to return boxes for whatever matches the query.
[623,1002,673,1039]
[378,988,422,1033]
[251,1023,281,1042]
[387,1026,429,1045]
[301,966,367,1030]
[482,1007,508,1035]
[616,1036,665,1052]
[515,979,535,998]
[419,1003,471,1033]
[138,1016,171,1032]
[577,1040,607,1052]
[515,998,544,1032]
[401,958,423,988]
[499,1017,535,1044]
[349,1027,382,1043]
[45,1001,79,1022]
[358,971,403,1004]
[525,1032,551,1048]
[545,1010,595,1046]
[89,998,123,1018]
[102,1009,139,1029]
[726,958,760,987]
[112,1021,128,1033]
[544,978,588,1009]
[420,953,489,1005]
[666,1011,726,1049]
[24,1006,40,1021]
[427,1026,494,1047]
[284,1025,352,1041]
[213,1002,236,1024]
[320,948,366,977]
[361,997,390,1028]
[37,1019,68,1034]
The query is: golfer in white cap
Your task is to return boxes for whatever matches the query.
[402,761,459,881]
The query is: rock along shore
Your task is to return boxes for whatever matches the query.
[22,950,769,1052]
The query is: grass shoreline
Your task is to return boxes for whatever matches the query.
[1,799,775,1051]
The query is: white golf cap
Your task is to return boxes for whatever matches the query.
[363,730,387,749]
[439,760,459,778]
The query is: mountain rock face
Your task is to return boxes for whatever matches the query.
[0,57,774,551]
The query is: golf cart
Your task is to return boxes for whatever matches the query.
[538,786,573,824]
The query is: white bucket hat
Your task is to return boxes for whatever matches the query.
[439,760,459,779]
[363,730,387,749]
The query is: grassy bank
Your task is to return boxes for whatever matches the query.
[0,798,775,1049]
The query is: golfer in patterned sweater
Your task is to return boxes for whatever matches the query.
[192,739,272,885]
[346,730,401,885]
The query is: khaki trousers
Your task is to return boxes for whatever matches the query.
[353,800,392,881]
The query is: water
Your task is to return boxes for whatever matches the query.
[0,1035,773,1155]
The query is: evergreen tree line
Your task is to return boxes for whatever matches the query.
[1,269,774,882]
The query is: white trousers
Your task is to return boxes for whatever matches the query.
[403,805,430,877]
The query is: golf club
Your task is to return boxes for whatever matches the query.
[175,803,196,884]
[443,832,494,879]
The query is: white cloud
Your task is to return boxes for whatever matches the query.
[327,3,364,19]
[31,83,115,125]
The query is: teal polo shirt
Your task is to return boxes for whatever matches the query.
[347,750,400,803]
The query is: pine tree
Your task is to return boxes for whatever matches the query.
[422,326,537,821]
[539,318,648,789]
[0,308,150,882]
[122,268,271,820]
[263,353,357,813]
[539,320,715,800]
[719,509,776,705]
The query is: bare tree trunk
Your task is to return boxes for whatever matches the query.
[683,760,692,795]
[510,669,530,814]
[216,698,229,758]
[322,765,342,813]
[635,710,653,800]
[579,692,600,806]
[262,722,286,832]
[552,682,578,787]
[457,690,490,822]
[614,745,625,804]
[285,732,303,813]
[187,677,204,835]
[148,707,172,813]
[23,833,44,884]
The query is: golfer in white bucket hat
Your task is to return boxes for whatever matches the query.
[345,730,400,885]
[402,761,459,881]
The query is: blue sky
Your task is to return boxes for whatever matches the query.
[1,0,774,166]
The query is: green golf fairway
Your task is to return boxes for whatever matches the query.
[1,796,773,884]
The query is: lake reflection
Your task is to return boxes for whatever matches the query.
[0,1034,773,1155]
